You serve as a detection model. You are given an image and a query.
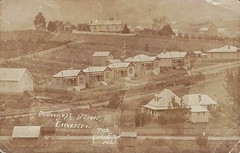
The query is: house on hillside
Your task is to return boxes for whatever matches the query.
[89,19,123,32]
[92,51,114,66]
[158,51,189,69]
[108,62,135,79]
[0,68,34,93]
[51,69,86,91]
[124,54,160,77]
[12,126,42,147]
[206,45,240,59]
[64,21,73,32]
[83,66,113,87]
[142,89,181,117]
[182,94,217,123]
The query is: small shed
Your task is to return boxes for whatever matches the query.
[12,126,42,147]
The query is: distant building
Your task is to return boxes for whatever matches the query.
[124,54,160,77]
[83,66,113,87]
[142,89,181,117]
[108,62,135,79]
[12,126,42,147]
[0,68,34,93]
[64,21,73,32]
[182,94,217,123]
[158,51,189,69]
[92,51,113,66]
[206,45,240,59]
[89,19,123,32]
[51,69,86,91]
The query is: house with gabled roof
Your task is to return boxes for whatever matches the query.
[108,62,135,79]
[51,69,86,91]
[142,89,182,117]
[124,54,160,77]
[92,51,114,66]
[0,68,34,93]
[89,19,123,32]
[158,51,189,69]
[182,94,217,123]
[206,45,240,59]
[83,66,113,87]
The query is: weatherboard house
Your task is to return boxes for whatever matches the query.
[92,51,114,66]
[108,62,135,79]
[182,94,217,123]
[158,51,189,69]
[206,45,240,59]
[124,54,160,77]
[89,19,123,32]
[83,66,113,87]
[0,68,34,93]
[51,69,86,91]
[142,89,181,117]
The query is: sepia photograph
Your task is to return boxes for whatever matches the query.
[0,0,240,152]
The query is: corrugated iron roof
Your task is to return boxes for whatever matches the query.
[143,89,181,110]
[93,51,111,57]
[0,68,33,81]
[83,66,110,73]
[107,59,122,64]
[108,62,132,68]
[12,126,41,138]
[193,51,203,54]
[158,51,187,59]
[53,70,84,78]
[124,54,158,62]
[182,94,217,106]
[206,45,239,53]
[90,20,122,26]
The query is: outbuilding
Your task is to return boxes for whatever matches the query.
[92,51,114,66]
[0,68,34,93]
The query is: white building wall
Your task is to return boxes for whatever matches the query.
[189,112,209,123]
[18,71,34,92]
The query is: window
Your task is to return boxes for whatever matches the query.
[203,112,205,115]
[94,26,96,30]
[106,26,109,30]
[129,68,133,74]
[105,72,109,79]
[211,53,213,58]
[198,112,200,115]
[79,77,84,84]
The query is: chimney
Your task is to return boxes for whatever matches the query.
[198,94,202,102]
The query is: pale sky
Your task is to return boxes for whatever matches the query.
[0,0,239,31]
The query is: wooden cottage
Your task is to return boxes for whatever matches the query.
[108,62,135,79]
[124,54,160,77]
[51,69,86,91]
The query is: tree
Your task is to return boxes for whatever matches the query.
[34,12,46,31]
[47,21,57,32]
[144,43,149,52]
[122,24,130,33]
[77,23,90,31]
[225,67,240,121]
[108,90,126,109]
[158,24,174,36]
